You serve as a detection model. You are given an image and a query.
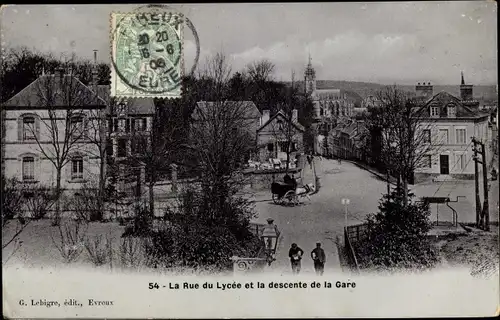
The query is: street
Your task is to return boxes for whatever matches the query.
[252,157,389,275]
[251,157,500,275]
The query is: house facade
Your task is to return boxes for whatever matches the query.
[328,119,367,161]
[413,76,490,182]
[257,109,304,164]
[2,70,106,192]
[97,85,155,197]
[2,70,155,201]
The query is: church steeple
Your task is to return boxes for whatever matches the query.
[304,53,316,94]
[460,71,473,101]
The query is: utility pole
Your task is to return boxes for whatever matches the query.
[480,139,490,231]
[472,137,490,231]
[472,138,482,228]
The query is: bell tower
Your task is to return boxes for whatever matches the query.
[304,53,316,95]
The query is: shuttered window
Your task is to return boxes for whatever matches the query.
[71,157,84,180]
[23,117,36,140]
[22,157,35,181]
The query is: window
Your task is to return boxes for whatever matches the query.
[278,141,289,152]
[23,117,36,140]
[423,155,432,168]
[277,119,283,130]
[117,138,127,157]
[439,129,449,144]
[456,128,466,144]
[423,129,431,143]
[22,157,35,181]
[133,118,147,132]
[70,115,84,138]
[131,137,147,155]
[430,106,439,117]
[456,153,465,170]
[71,157,84,180]
[447,105,456,117]
[267,143,274,152]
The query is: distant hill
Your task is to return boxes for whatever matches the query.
[289,80,498,104]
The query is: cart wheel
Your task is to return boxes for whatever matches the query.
[272,193,280,204]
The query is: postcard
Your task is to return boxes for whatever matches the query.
[1,2,498,318]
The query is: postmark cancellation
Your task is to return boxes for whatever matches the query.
[110,10,184,99]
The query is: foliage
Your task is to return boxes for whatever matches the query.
[140,186,262,273]
[63,184,103,221]
[356,190,438,271]
[1,47,109,103]
[1,177,25,224]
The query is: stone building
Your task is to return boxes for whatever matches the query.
[413,73,491,182]
[303,55,355,155]
[257,109,304,164]
[2,69,106,193]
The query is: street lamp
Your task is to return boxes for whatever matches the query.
[261,218,280,266]
[342,198,350,229]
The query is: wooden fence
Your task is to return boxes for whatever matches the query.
[345,223,369,245]
[343,223,370,272]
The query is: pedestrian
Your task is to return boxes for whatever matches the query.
[288,243,304,275]
[338,157,342,165]
[311,242,326,276]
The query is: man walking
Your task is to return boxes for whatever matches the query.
[288,243,304,275]
[311,242,326,276]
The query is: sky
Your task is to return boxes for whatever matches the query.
[1,2,497,85]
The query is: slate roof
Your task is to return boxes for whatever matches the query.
[419,91,487,119]
[97,85,155,115]
[3,74,107,107]
[257,110,305,132]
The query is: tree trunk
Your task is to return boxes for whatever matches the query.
[396,173,401,195]
[403,178,408,207]
[98,157,105,221]
[53,169,62,226]
[148,182,155,218]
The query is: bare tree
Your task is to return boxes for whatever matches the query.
[265,72,303,172]
[366,86,442,206]
[190,53,256,218]
[246,59,275,84]
[26,63,97,225]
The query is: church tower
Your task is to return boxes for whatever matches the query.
[304,54,316,95]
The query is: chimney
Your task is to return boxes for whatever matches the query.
[415,81,433,98]
[261,109,270,126]
[92,50,99,87]
[292,109,298,122]
[460,71,473,101]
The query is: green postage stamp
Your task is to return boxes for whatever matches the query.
[110,10,184,98]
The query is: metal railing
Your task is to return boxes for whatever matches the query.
[343,226,360,273]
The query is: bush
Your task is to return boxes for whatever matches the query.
[355,190,439,271]
[2,177,24,223]
[65,184,103,222]
[84,234,113,266]
[51,218,89,263]
[139,187,263,273]
[24,186,55,220]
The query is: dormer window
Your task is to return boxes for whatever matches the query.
[430,106,440,117]
[447,104,456,118]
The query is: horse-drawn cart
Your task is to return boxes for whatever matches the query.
[271,182,298,205]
